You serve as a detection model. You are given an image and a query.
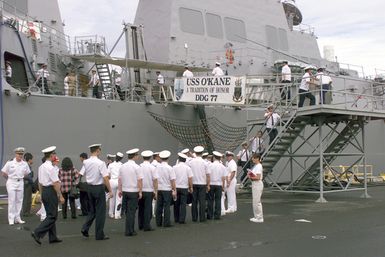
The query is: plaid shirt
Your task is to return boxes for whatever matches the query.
[59,168,80,193]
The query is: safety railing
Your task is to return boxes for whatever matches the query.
[73,35,108,55]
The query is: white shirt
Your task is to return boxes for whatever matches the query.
[316,72,332,85]
[1,158,30,180]
[5,65,12,78]
[115,76,121,86]
[79,156,109,185]
[151,159,160,167]
[182,70,194,78]
[300,72,311,91]
[157,74,165,85]
[264,112,280,129]
[250,137,264,153]
[281,64,291,81]
[37,68,49,79]
[226,159,237,179]
[38,160,59,186]
[207,161,227,186]
[212,66,224,76]
[237,149,250,162]
[173,162,193,189]
[119,160,142,192]
[251,163,263,180]
[90,73,99,87]
[108,161,122,180]
[156,162,176,191]
[189,156,210,185]
[139,161,158,192]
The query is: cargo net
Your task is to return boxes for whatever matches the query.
[149,112,246,153]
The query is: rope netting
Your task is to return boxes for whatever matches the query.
[149,111,246,153]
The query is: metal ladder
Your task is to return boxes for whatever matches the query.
[95,63,117,99]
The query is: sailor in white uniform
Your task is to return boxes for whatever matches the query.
[118,148,143,236]
[225,151,237,213]
[172,152,193,224]
[138,150,158,231]
[80,144,112,241]
[182,66,194,78]
[155,150,176,227]
[207,151,227,220]
[248,153,264,223]
[212,62,224,76]
[151,152,160,216]
[1,147,31,225]
[31,146,64,245]
[189,146,210,222]
[108,152,124,219]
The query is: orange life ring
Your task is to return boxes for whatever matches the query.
[226,49,234,64]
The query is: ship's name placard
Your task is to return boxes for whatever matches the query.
[174,76,246,105]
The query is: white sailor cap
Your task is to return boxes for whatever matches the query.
[153,152,160,156]
[242,141,248,146]
[213,151,223,157]
[42,146,56,154]
[202,152,209,157]
[159,150,171,159]
[215,62,221,66]
[116,152,124,158]
[107,154,116,158]
[88,143,101,149]
[304,66,313,71]
[225,151,234,156]
[178,152,188,159]
[126,148,140,155]
[141,150,153,158]
[14,147,26,154]
[181,148,189,154]
[193,146,204,153]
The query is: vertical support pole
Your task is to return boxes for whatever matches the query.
[123,24,133,101]
[316,117,327,203]
[290,146,294,184]
[361,119,371,198]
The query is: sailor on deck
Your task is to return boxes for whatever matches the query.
[212,62,224,76]
[281,60,291,99]
[299,66,316,107]
[264,105,280,145]
[182,66,194,78]
[1,147,31,225]
[31,146,64,245]
[225,151,237,214]
[80,144,112,240]
[118,148,142,236]
[108,152,124,219]
[36,64,51,94]
[5,60,12,84]
[88,70,100,99]
[316,67,332,104]
[138,150,158,231]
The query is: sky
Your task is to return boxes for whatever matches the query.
[57,0,385,77]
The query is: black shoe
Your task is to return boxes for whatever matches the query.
[49,238,63,244]
[163,224,173,228]
[96,236,110,240]
[125,232,137,236]
[143,228,155,232]
[62,216,67,219]
[79,213,87,216]
[71,216,77,219]
[81,230,89,238]
[31,232,41,245]
[179,221,186,224]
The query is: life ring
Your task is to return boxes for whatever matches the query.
[226,48,234,64]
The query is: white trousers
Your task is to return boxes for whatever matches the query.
[109,179,122,217]
[252,181,264,220]
[6,179,24,224]
[226,178,237,212]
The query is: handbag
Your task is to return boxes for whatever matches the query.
[69,169,79,199]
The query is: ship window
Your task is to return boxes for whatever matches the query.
[179,8,204,35]
[265,25,279,50]
[224,17,246,43]
[278,28,289,51]
[206,13,223,39]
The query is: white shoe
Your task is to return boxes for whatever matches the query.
[225,209,234,214]
[15,220,25,224]
[9,221,14,226]
[114,216,121,220]
[40,217,46,221]
[221,212,226,216]
[250,217,264,223]
[109,214,114,219]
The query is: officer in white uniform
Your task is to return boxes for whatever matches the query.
[189,146,210,222]
[212,62,224,76]
[1,147,31,225]
[80,144,112,241]
[138,150,158,231]
[118,148,143,236]
[316,67,332,104]
[299,66,316,107]
[264,105,281,145]
[31,146,64,245]
[248,153,264,223]
[225,151,237,213]
[172,153,193,224]
[182,66,194,78]
[281,60,292,99]
[155,150,176,227]
[207,151,227,220]
[108,152,124,219]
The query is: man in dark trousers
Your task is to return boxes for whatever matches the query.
[78,152,90,216]
[80,144,112,240]
[22,152,34,217]
[31,146,64,245]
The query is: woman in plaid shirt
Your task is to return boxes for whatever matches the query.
[59,158,80,219]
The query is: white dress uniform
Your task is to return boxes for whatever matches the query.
[250,163,264,222]
[151,159,160,167]
[226,159,238,213]
[207,160,227,219]
[173,161,193,223]
[212,66,224,76]
[108,161,123,218]
[182,69,194,78]
[2,158,31,224]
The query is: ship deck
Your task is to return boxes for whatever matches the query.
[1,186,385,257]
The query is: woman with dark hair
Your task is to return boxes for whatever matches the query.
[59,157,79,219]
